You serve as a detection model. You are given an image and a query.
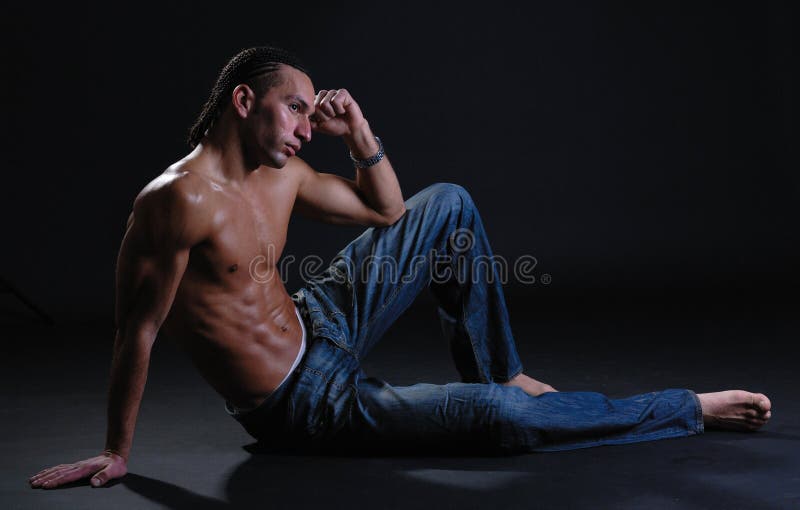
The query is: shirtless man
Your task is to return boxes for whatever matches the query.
[29,46,771,490]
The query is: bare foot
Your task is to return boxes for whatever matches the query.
[503,373,558,397]
[697,390,772,431]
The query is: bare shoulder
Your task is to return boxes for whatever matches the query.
[284,156,316,184]
[130,164,217,248]
[134,163,211,210]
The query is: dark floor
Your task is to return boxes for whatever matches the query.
[3,291,799,509]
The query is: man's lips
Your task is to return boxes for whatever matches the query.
[285,144,299,156]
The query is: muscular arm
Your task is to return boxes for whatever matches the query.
[105,185,198,459]
[292,153,405,227]
[30,175,209,489]
[347,121,404,220]
[294,88,406,227]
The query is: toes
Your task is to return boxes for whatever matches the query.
[740,408,767,419]
[752,393,771,412]
[756,403,771,419]
[753,409,772,420]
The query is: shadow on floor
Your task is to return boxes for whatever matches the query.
[122,429,794,509]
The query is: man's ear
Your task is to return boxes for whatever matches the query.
[231,84,256,118]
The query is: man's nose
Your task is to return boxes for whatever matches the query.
[296,116,312,143]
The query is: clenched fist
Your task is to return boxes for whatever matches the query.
[310,88,367,138]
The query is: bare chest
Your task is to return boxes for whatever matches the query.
[189,175,297,285]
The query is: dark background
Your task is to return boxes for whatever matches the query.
[4,4,799,509]
[2,1,796,323]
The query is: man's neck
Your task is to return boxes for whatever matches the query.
[197,119,259,183]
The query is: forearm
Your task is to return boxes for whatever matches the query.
[344,121,405,220]
[104,328,154,460]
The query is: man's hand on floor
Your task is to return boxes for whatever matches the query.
[29,451,127,489]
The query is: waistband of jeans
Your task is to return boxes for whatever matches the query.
[225,297,313,423]
[225,362,302,425]
[292,290,313,326]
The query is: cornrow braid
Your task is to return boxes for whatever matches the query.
[187,46,309,148]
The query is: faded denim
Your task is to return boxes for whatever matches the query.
[228,183,704,453]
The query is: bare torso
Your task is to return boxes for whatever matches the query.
[27,70,418,489]
[125,156,306,409]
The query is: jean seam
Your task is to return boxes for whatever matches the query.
[303,366,324,378]
[449,204,491,384]
[533,426,699,452]
[689,390,705,434]
[460,294,490,383]
[361,191,458,347]
[363,282,403,342]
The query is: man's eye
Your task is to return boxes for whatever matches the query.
[290,103,300,112]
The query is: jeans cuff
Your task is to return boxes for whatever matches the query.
[493,363,524,384]
[688,389,705,434]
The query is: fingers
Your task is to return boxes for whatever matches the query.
[31,464,64,480]
[329,89,349,115]
[30,464,67,486]
[313,88,351,121]
[312,90,332,124]
[30,464,88,489]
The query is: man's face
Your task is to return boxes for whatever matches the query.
[246,65,315,169]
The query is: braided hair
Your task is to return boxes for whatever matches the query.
[187,46,309,148]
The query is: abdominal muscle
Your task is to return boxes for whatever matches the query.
[164,275,305,410]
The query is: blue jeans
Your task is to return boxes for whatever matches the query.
[228,183,704,453]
